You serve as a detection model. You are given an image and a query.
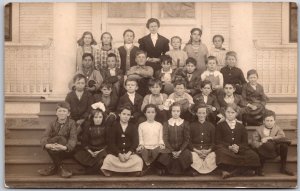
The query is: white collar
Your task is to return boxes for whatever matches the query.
[202,94,208,97]
[124,43,133,49]
[109,67,116,71]
[207,70,218,75]
[161,68,172,74]
[127,92,135,97]
[225,94,234,98]
[151,33,158,38]
[226,119,237,129]
[168,118,184,126]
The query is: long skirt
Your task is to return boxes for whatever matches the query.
[215,146,260,167]
[101,154,143,173]
[139,147,161,166]
[73,148,107,168]
[157,149,192,175]
[191,151,217,174]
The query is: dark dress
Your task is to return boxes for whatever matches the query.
[215,121,260,168]
[157,119,192,175]
[220,66,247,94]
[74,122,107,170]
[118,45,139,73]
[138,33,169,72]
[189,121,215,151]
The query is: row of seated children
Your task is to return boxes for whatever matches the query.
[70,49,268,126]
[38,102,294,178]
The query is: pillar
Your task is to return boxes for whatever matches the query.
[50,3,77,99]
[229,3,253,74]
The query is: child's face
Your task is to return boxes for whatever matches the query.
[125,81,138,93]
[248,74,258,85]
[171,105,181,119]
[102,34,112,45]
[186,63,196,73]
[148,22,159,34]
[162,60,171,71]
[56,107,70,121]
[101,87,112,96]
[213,37,223,49]
[119,109,131,123]
[149,84,162,95]
[224,84,235,96]
[82,56,93,69]
[75,78,86,91]
[191,30,201,42]
[145,107,156,121]
[171,38,181,49]
[207,59,217,71]
[196,108,207,122]
[124,32,134,44]
[135,54,147,66]
[226,56,237,68]
[201,84,212,96]
[107,57,116,69]
[263,116,275,129]
[174,84,185,96]
[93,112,103,125]
[225,107,237,121]
[83,34,92,45]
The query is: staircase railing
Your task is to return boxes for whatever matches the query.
[5,38,53,96]
[253,40,297,97]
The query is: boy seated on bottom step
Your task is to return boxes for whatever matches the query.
[38,101,77,178]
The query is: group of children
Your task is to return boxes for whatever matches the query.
[38,18,294,179]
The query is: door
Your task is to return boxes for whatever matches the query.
[100,2,208,47]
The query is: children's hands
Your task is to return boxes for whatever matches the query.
[261,137,272,143]
[77,119,85,126]
[136,145,145,152]
[159,144,165,149]
[88,149,96,157]
[124,151,132,161]
[172,150,182,159]
[231,144,239,153]
[118,153,126,162]
[248,104,257,110]
[158,105,165,111]
[46,143,67,151]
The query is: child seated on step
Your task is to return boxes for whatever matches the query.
[101,53,124,96]
[220,51,247,94]
[154,55,176,95]
[65,74,94,134]
[208,34,227,70]
[201,56,223,95]
[193,80,220,124]
[101,105,143,177]
[156,103,192,175]
[136,104,165,175]
[165,79,194,121]
[189,104,217,176]
[117,79,143,124]
[38,102,77,178]
[242,69,268,126]
[141,79,168,123]
[166,36,188,70]
[251,110,294,176]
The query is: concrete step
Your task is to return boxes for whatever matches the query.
[5,173,297,188]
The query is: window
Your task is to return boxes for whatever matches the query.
[108,3,146,18]
[289,2,297,43]
[159,2,195,18]
[5,3,12,41]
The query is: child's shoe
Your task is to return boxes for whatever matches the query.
[59,165,72,178]
[38,165,57,176]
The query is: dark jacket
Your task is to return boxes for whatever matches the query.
[138,33,169,58]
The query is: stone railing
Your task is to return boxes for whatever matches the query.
[4,39,53,96]
[253,40,297,97]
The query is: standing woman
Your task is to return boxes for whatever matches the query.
[138,18,170,73]
[76,31,97,72]
[183,28,208,74]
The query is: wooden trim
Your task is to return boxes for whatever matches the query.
[253,40,297,50]
[268,97,297,103]
[5,96,46,102]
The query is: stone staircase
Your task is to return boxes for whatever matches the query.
[5,100,298,188]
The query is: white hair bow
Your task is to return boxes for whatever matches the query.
[91,102,106,112]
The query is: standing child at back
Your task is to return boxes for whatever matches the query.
[94,32,121,71]
[220,51,247,94]
[76,31,97,72]
[166,36,188,70]
[118,29,140,73]
[208,34,227,70]
[183,28,208,74]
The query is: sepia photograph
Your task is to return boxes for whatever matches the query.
[4,1,298,188]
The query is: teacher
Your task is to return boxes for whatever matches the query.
[138,18,170,72]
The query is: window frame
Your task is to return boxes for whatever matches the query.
[5,3,12,41]
[282,3,298,45]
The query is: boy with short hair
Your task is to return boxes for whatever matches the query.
[38,102,77,178]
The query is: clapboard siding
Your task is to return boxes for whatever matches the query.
[253,3,282,45]
[19,3,53,44]
[76,3,93,40]
[210,3,230,49]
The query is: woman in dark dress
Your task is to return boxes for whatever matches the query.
[138,18,170,73]
[215,103,260,179]
[73,108,107,174]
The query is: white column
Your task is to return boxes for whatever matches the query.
[50,3,77,99]
[229,3,253,74]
